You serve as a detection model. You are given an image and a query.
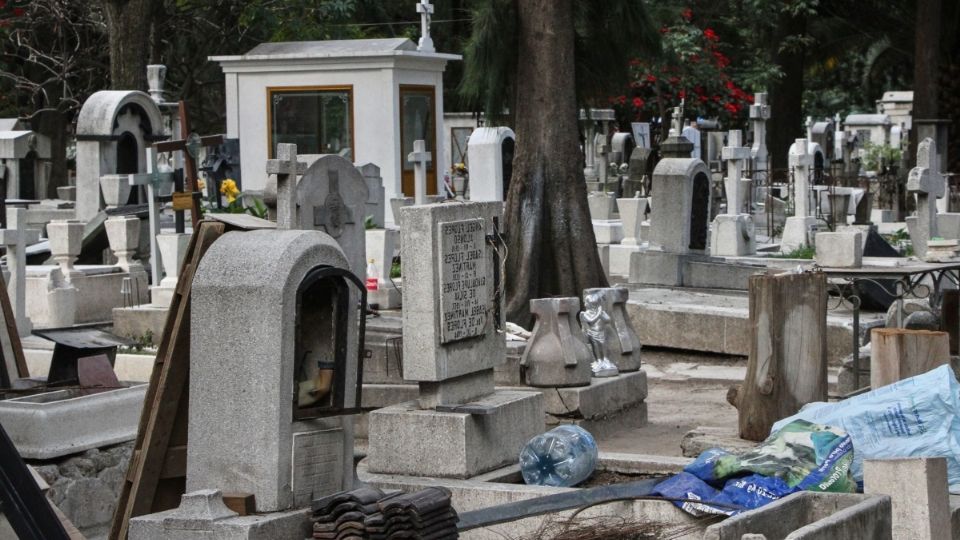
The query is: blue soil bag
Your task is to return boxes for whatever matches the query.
[654,420,855,516]
[772,364,960,492]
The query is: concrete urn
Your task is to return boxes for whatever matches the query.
[520,297,593,387]
[99,174,132,207]
[105,215,141,269]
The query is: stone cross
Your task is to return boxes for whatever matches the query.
[789,138,814,218]
[721,130,752,215]
[750,92,771,173]
[266,143,306,229]
[596,134,610,184]
[908,137,944,249]
[313,170,355,239]
[407,139,432,205]
[129,146,175,285]
[416,0,435,52]
[671,105,684,135]
[0,208,39,335]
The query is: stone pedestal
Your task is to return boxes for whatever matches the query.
[105,216,143,271]
[781,215,817,253]
[815,231,862,268]
[521,297,592,387]
[46,220,84,280]
[99,174,132,208]
[588,191,617,220]
[592,220,624,244]
[150,233,190,307]
[366,202,543,478]
[617,197,647,246]
[538,370,648,438]
[710,214,756,257]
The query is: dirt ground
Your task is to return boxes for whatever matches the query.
[597,377,739,457]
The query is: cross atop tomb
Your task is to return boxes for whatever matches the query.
[408,139,432,205]
[721,130,752,214]
[266,143,307,230]
[313,170,355,239]
[671,105,684,135]
[908,137,944,246]
[789,138,814,218]
[416,0,435,52]
[750,92,771,173]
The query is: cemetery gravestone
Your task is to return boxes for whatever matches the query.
[0,208,39,334]
[357,162,385,228]
[367,201,543,478]
[906,138,944,259]
[466,126,516,202]
[750,92,771,174]
[781,138,818,253]
[710,129,757,257]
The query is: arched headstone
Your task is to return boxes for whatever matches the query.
[75,91,164,222]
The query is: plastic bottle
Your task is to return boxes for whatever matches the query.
[518,425,598,487]
[366,259,380,291]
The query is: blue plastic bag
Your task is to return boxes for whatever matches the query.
[772,364,960,492]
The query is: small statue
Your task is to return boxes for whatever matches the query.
[579,292,620,377]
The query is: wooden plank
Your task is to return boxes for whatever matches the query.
[109,221,225,540]
[871,328,950,389]
[732,272,827,441]
[0,270,28,381]
[222,493,256,516]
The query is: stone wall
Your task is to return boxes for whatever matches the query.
[30,442,132,537]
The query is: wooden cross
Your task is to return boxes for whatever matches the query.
[128,146,176,284]
[266,143,306,230]
[313,170,354,239]
[407,139,432,205]
[153,101,224,230]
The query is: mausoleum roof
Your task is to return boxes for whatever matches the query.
[845,113,891,126]
[210,38,460,63]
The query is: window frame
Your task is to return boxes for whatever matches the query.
[266,85,356,160]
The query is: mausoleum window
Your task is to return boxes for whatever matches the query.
[268,87,354,160]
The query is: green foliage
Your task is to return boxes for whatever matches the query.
[390,260,401,279]
[206,192,269,219]
[364,215,376,230]
[861,142,902,173]
[120,330,155,353]
[773,245,816,259]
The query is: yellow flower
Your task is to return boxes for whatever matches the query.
[197,178,206,190]
[220,179,240,203]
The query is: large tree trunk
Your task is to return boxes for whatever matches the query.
[910,0,942,168]
[767,9,807,171]
[504,0,608,328]
[102,0,159,90]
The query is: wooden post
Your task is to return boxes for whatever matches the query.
[871,328,949,389]
[735,272,827,441]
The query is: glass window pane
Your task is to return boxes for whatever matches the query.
[401,93,433,172]
[270,89,352,159]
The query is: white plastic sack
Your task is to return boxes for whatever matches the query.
[772,364,960,493]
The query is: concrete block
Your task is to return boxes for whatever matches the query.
[815,231,863,268]
[864,458,951,540]
[0,385,146,459]
[592,220,623,244]
[112,305,169,343]
[366,390,544,478]
[538,370,647,419]
[781,215,818,253]
[417,369,495,408]
[939,213,960,240]
[872,208,895,223]
[710,214,756,257]
[607,244,641,277]
[630,250,683,287]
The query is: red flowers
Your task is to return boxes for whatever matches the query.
[646,74,657,83]
[681,8,693,21]
[703,28,719,42]
[632,97,645,109]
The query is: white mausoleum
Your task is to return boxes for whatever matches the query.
[210,38,460,225]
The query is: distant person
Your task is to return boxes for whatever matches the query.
[681,120,701,159]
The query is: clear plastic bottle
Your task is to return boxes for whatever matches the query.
[366,258,380,291]
[519,425,598,487]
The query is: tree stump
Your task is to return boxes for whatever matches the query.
[735,272,827,441]
[870,328,949,389]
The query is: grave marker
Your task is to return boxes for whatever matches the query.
[407,139,432,205]
[907,138,944,259]
[128,147,175,285]
[0,208,39,334]
[439,218,487,343]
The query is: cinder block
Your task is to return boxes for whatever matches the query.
[864,458,951,540]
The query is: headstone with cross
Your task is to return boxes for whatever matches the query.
[296,155,369,277]
[266,143,307,230]
[780,138,818,252]
[416,0,435,52]
[153,101,224,231]
[0,208,39,334]
[908,138,945,259]
[750,92,771,174]
[722,130,752,214]
[596,133,610,185]
[407,139,432,205]
[128,146,175,284]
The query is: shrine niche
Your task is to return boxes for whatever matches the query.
[75,91,164,222]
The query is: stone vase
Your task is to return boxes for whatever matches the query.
[588,191,617,220]
[617,197,648,246]
[583,287,642,371]
[46,219,84,276]
[99,174,132,207]
[105,216,141,270]
[157,233,191,286]
[521,297,593,387]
